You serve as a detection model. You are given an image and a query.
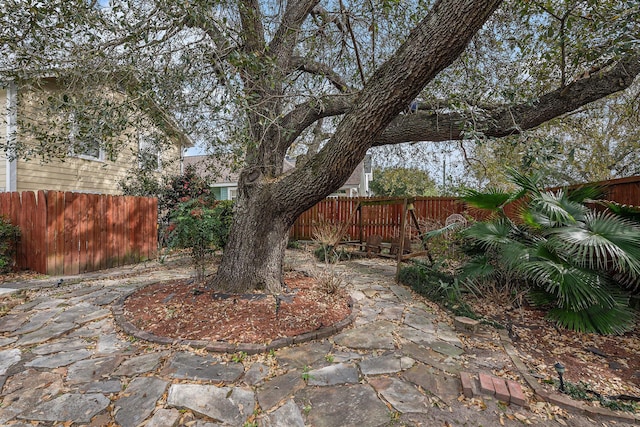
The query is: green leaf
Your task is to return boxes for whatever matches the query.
[460,188,513,211]
[463,220,515,249]
[548,211,640,283]
[546,299,635,335]
[523,260,615,311]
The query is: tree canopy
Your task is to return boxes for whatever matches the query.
[1,0,639,292]
[370,167,438,197]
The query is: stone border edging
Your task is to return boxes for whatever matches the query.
[499,330,640,424]
[111,286,356,355]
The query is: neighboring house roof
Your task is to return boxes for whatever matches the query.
[183,155,298,184]
[343,165,363,187]
[183,155,241,184]
[183,155,371,196]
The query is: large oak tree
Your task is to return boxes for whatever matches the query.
[2,0,638,293]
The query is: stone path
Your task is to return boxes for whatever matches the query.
[0,254,638,426]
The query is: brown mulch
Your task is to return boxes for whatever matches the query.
[123,271,352,344]
[469,299,640,403]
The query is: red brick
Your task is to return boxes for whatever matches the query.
[492,377,510,402]
[460,372,473,398]
[479,373,495,395]
[507,380,526,406]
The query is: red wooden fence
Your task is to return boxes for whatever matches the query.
[290,175,640,242]
[0,191,157,275]
[291,196,465,242]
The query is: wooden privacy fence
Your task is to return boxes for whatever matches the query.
[0,191,158,275]
[290,175,640,242]
[291,196,466,242]
[568,175,640,206]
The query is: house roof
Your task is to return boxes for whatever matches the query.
[183,155,240,183]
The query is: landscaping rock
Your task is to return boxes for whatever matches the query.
[402,364,461,405]
[359,354,415,375]
[31,338,90,355]
[430,341,464,357]
[454,316,480,334]
[165,351,243,382]
[333,320,396,350]
[368,376,430,413]
[17,393,109,423]
[243,362,269,385]
[25,349,91,368]
[114,377,168,427]
[275,340,333,369]
[113,351,167,376]
[307,363,360,386]
[66,356,120,384]
[0,348,21,375]
[145,408,182,427]
[261,399,305,427]
[257,370,305,411]
[295,384,390,427]
[167,384,254,425]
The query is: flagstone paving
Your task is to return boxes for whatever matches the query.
[0,254,638,426]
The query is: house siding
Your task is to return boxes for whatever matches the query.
[10,81,183,195]
[15,144,181,195]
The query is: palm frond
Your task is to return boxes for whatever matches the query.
[566,185,606,203]
[523,260,615,311]
[599,201,640,222]
[460,188,513,211]
[497,239,534,269]
[462,220,515,250]
[506,168,543,195]
[528,191,587,227]
[458,256,496,282]
[527,288,557,307]
[423,221,466,240]
[548,211,640,280]
[546,299,635,335]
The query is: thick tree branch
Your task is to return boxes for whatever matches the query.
[373,53,640,146]
[274,0,504,218]
[290,56,351,92]
[269,0,319,66]
[275,94,355,154]
[238,0,266,53]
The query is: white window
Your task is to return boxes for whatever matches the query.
[69,113,104,161]
[138,135,161,171]
[228,187,238,200]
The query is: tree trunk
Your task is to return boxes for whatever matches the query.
[212,0,504,294]
[211,179,292,294]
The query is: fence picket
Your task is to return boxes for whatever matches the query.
[1,191,157,275]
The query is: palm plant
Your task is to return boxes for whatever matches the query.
[459,169,639,334]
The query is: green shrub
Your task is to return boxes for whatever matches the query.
[287,239,302,249]
[0,216,20,273]
[211,200,234,249]
[121,164,213,247]
[459,168,640,334]
[399,261,477,319]
[167,197,233,281]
